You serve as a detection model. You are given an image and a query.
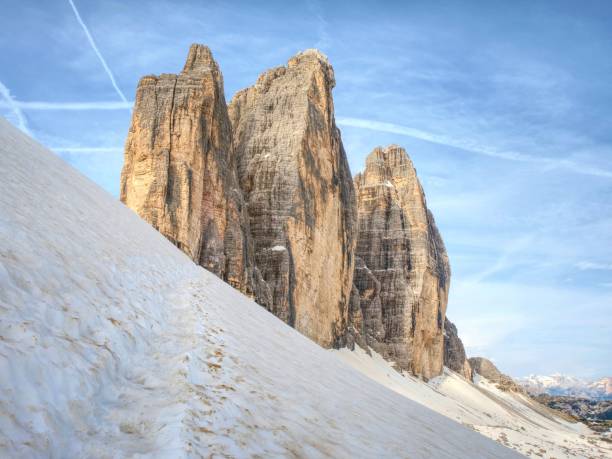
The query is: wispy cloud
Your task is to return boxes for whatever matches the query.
[67,0,128,104]
[0,81,31,136]
[0,100,133,110]
[337,117,612,179]
[306,0,331,50]
[51,146,123,154]
[576,261,612,271]
[467,234,536,284]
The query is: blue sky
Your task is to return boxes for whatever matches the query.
[1,0,611,379]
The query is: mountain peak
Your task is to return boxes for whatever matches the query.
[182,43,217,74]
[365,144,413,168]
[287,48,335,88]
[291,48,329,64]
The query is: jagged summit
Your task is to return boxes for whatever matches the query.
[366,144,413,164]
[181,43,217,74]
[245,48,335,93]
[295,47,329,61]
[288,48,335,87]
[360,145,416,180]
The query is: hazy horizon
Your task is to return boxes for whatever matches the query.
[1,0,610,378]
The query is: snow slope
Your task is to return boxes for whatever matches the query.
[335,347,612,458]
[0,118,523,457]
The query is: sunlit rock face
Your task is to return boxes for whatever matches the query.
[350,145,450,379]
[228,49,357,348]
[443,319,472,380]
[120,44,271,306]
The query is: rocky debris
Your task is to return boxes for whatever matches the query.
[228,49,357,348]
[120,44,271,306]
[350,145,450,379]
[469,357,525,393]
[535,394,612,420]
[534,394,612,435]
[443,319,472,380]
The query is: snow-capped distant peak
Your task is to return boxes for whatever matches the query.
[517,374,612,400]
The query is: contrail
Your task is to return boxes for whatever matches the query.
[0,100,133,110]
[467,234,536,285]
[337,116,612,179]
[0,80,31,136]
[67,0,128,103]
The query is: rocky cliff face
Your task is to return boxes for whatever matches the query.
[120,44,270,305]
[443,319,472,379]
[228,50,357,348]
[469,357,525,393]
[350,145,450,379]
[121,44,466,377]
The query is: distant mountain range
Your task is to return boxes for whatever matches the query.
[517,375,612,400]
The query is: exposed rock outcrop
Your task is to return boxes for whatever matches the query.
[120,44,462,377]
[443,319,472,380]
[228,50,357,348]
[120,44,271,305]
[350,145,450,379]
[469,357,525,393]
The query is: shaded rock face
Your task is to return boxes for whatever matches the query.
[228,50,357,348]
[344,258,381,352]
[120,44,271,306]
[443,319,472,380]
[469,357,524,393]
[350,145,450,379]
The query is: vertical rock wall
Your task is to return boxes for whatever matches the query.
[228,50,357,347]
[120,44,270,305]
[351,145,450,379]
